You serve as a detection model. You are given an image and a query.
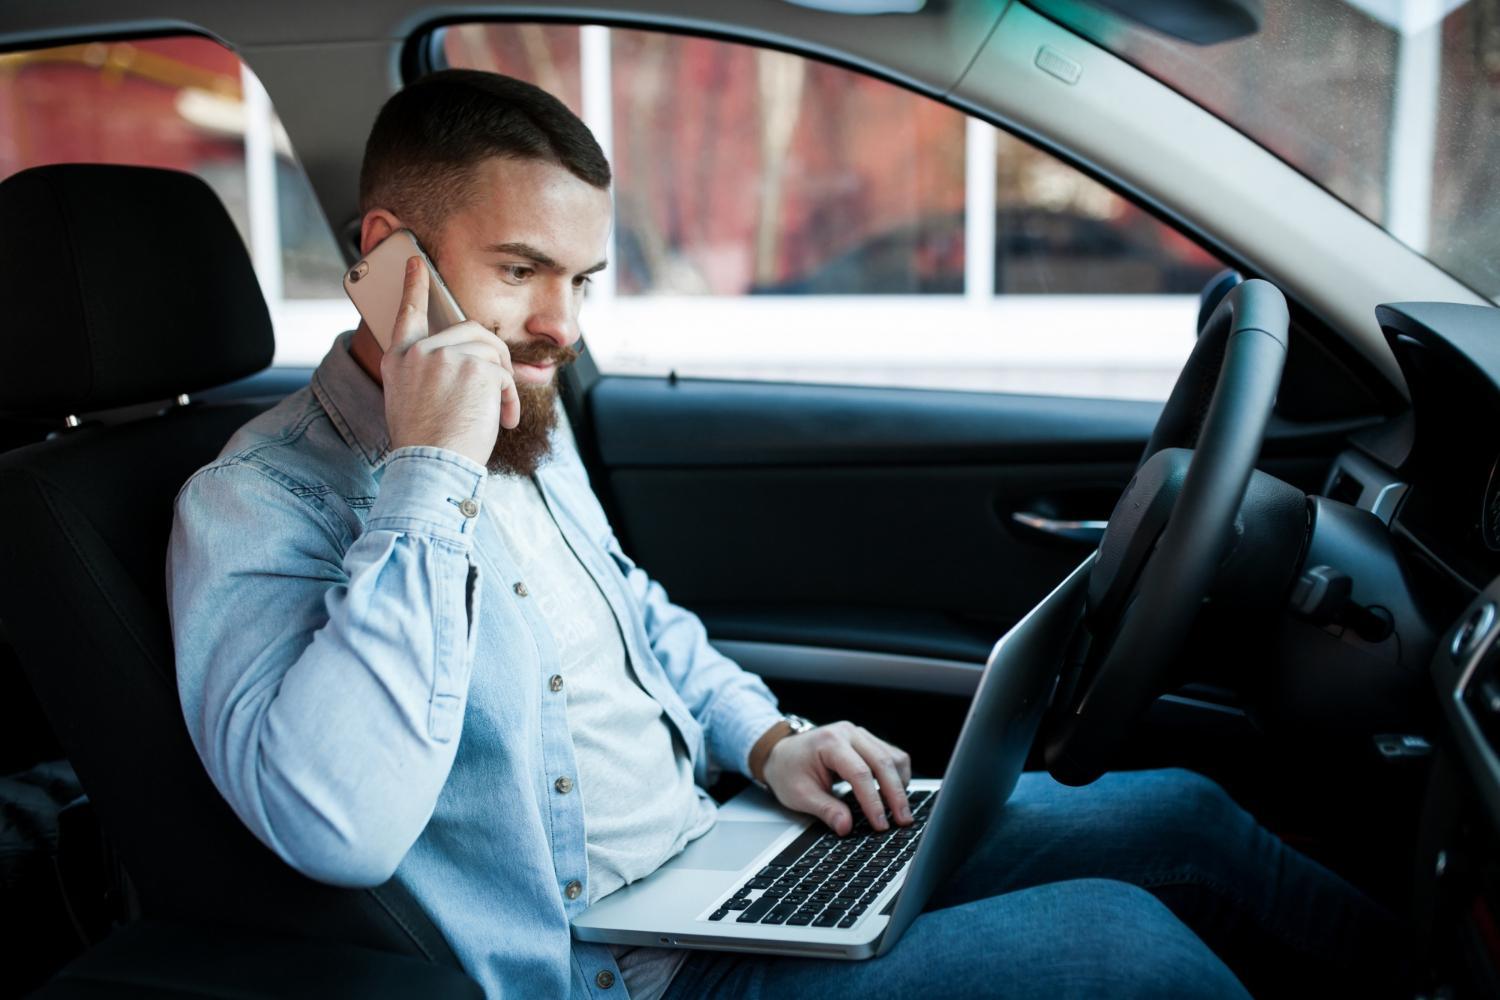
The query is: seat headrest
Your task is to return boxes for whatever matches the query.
[0,164,275,418]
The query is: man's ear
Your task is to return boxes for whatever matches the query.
[359,210,403,257]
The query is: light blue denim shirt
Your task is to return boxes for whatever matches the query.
[166,332,783,998]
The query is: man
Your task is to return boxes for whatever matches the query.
[168,70,1403,999]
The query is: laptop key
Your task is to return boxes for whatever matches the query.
[724,897,752,910]
[709,908,730,921]
[771,826,825,868]
[746,877,775,890]
[838,914,860,928]
[737,895,778,923]
[785,912,816,926]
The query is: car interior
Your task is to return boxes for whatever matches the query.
[1,0,1498,997]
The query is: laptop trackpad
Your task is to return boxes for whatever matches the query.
[666,821,797,871]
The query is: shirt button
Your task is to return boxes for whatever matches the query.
[513,581,529,597]
[549,674,564,692]
[596,970,616,990]
[555,775,574,794]
[458,497,480,518]
[564,880,582,900]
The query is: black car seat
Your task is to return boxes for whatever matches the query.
[0,164,469,978]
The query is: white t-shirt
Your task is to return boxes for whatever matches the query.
[484,473,715,999]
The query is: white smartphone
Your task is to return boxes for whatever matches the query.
[343,228,466,351]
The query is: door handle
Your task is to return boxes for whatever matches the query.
[1011,511,1108,544]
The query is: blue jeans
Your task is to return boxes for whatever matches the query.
[664,768,1406,999]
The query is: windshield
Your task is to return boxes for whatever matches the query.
[1033,0,1500,303]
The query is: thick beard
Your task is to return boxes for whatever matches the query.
[486,379,560,477]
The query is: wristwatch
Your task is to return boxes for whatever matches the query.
[784,713,816,736]
[750,713,816,787]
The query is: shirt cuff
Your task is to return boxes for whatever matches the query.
[708,687,785,781]
[368,446,488,545]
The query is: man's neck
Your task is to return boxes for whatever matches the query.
[350,322,384,387]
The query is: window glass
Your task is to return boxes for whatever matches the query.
[607,30,967,296]
[993,132,1222,295]
[0,37,354,365]
[441,24,1227,400]
[1035,0,1500,302]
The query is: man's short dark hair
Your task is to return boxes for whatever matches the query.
[359,69,611,239]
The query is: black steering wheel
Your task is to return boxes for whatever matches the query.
[1042,278,1291,786]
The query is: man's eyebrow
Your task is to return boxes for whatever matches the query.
[484,241,607,276]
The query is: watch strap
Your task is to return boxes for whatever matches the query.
[749,715,817,786]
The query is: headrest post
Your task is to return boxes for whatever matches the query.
[63,415,81,429]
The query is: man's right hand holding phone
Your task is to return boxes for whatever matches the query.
[380,256,519,467]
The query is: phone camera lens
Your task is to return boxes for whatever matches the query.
[349,261,369,283]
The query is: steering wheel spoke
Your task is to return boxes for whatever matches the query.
[1041,279,1295,786]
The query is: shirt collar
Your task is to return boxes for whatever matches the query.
[310,330,391,467]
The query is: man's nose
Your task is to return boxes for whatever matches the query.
[525,281,579,347]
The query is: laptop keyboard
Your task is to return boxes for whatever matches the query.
[707,788,936,929]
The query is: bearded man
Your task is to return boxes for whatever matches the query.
[167,70,1404,1000]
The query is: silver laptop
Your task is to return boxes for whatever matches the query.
[572,557,1091,960]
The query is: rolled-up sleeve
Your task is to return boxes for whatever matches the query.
[167,446,487,887]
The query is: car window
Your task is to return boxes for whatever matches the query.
[1032,0,1500,305]
[437,24,1225,401]
[0,36,355,367]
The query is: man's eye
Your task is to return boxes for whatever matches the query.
[499,265,534,283]
[573,274,593,290]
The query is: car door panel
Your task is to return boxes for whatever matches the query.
[590,375,1352,663]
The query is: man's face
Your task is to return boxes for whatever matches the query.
[419,156,611,475]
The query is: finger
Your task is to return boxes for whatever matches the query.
[892,742,913,788]
[441,342,507,362]
[418,323,517,380]
[498,368,520,430]
[417,321,501,352]
[389,256,431,351]
[435,351,520,429]
[795,780,853,837]
[423,338,507,370]
[822,742,887,832]
[853,731,911,825]
[863,728,913,794]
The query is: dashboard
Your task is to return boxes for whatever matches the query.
[1356,303,1500,811]
[1351,302,1500,997]
[1380,302,1500,602]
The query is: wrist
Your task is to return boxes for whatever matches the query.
[749,714,815,786]
[749,721,791,786]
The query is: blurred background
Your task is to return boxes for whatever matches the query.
[1,2,1494,400]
